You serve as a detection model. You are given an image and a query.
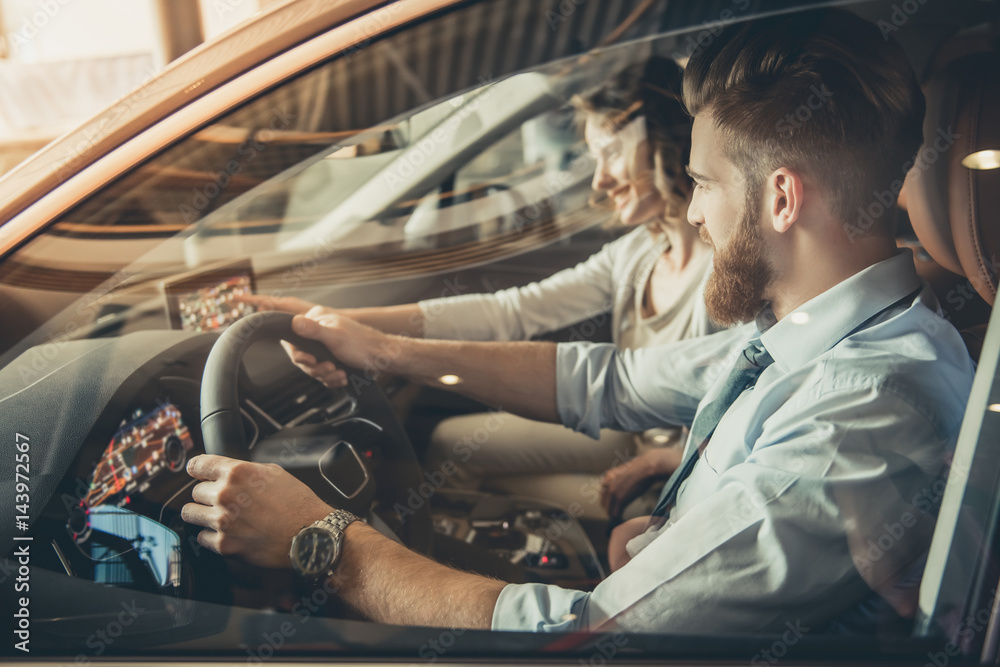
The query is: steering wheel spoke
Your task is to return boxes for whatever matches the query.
[251,422,377,517]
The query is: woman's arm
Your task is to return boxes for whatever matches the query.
[419,228,645,341]
[247,229,643,343]
[241,295,426,337]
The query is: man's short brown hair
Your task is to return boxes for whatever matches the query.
[683,9,925,236]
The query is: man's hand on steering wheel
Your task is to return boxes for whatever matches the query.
[234,297,365,387]
[284,308,397,389]
[182,454,334,568]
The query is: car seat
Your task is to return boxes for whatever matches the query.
[906,49,999,357]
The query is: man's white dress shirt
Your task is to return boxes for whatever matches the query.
[492,249,975,634]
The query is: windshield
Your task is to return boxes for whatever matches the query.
[0,64,602,362]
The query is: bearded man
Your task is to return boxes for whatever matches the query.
[182,9,975,635]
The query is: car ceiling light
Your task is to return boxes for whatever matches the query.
[438,374,462,385]
[988,403,1000,413]
[961,149,1000,170]
[790,312,810,325]
[651,433,672,444]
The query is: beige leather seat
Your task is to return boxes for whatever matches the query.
[906,50,1000,359]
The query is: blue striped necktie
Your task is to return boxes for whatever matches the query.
[649,339,774,519]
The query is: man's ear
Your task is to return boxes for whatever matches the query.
[767,167,804,234]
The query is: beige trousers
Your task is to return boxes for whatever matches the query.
[424,410,646,520]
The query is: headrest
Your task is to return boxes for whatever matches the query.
[948,53,1000,305]
[905,60,964,276]
[907,52,1000,306]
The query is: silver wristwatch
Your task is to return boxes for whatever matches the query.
[289,509,361,578]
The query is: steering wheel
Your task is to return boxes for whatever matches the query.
[199,311,432,554]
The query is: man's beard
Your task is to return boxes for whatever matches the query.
[702,198,774,326]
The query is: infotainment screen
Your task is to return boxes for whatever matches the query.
[161,260,256,332]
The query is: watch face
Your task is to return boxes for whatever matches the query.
[292,526,338,577]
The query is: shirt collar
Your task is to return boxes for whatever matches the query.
[757,249,922,371]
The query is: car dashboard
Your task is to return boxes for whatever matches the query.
[1,313,607,650]
[0,328,381,609]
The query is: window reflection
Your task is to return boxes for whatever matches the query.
[86,506,181,588]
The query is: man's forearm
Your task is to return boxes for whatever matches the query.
[341,304,426,338]
[390,337,560,423]
[335,522,505,628]
[293,314,561,423]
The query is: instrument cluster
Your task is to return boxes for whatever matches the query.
[57,383,205,592]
